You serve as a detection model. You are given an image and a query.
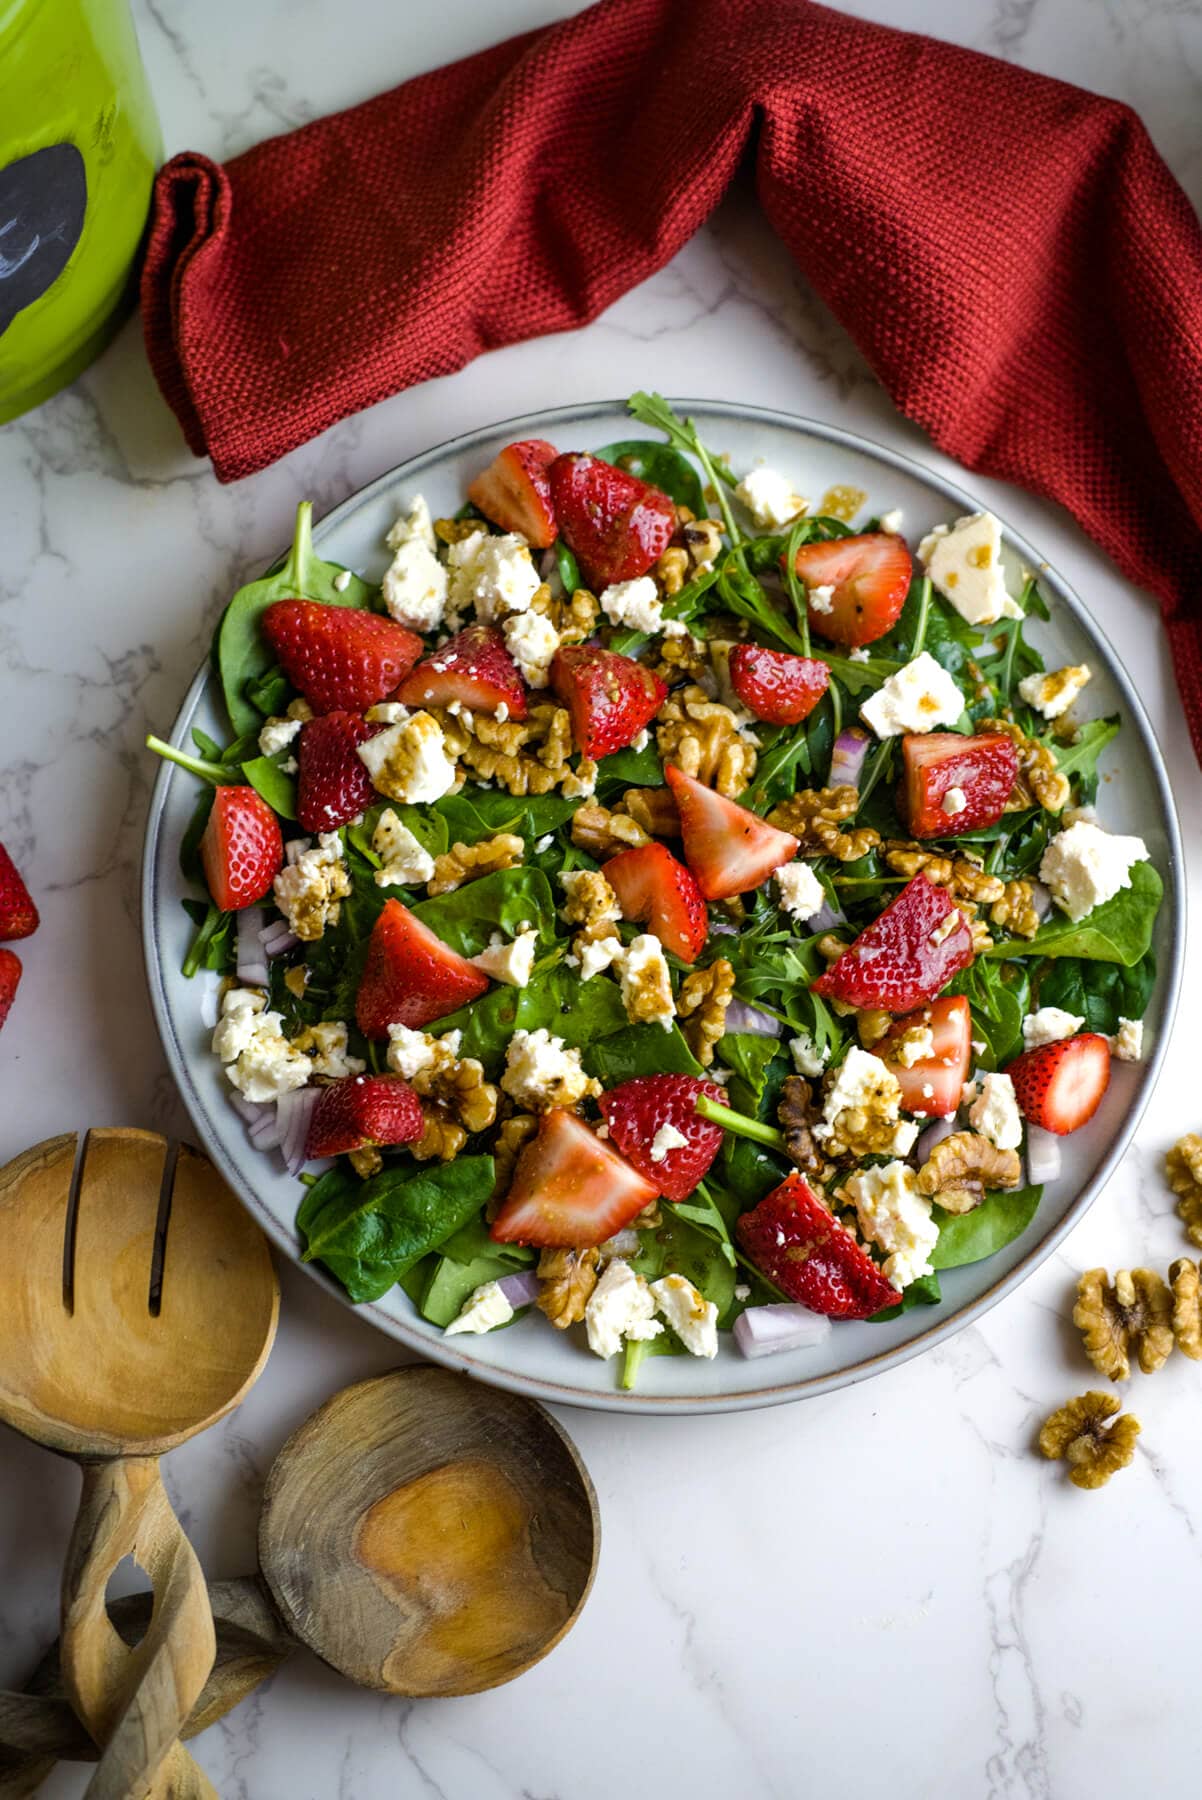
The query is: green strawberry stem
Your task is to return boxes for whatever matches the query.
[695,1094,785,1152]
[146,735,232,787]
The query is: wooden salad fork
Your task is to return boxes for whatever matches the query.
[0,1130,278,1799]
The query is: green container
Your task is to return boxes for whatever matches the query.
[0,0,161,423]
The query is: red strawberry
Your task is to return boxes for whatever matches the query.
[0,948,22,1032]
[664,764,798,901]
[355,898,489,1038]
[396,624,528,721]
[602,842,708,964]
[550,644,667,761]
[0,845,38,941]
[296,711,380,833]
[491,1108,660,1247]
[305,1073,425,1158]
[785,532,912,648]
[200,786,283,911]
[467,439,559,547]
[728,645,830,726]
[813,873,974,1012]
[548,452,676,588]
[873,994,972,1117]
[1005,1034,1111,1135]
[262,600,422,714]
[598,1075,726,1201]
[902,733,1019,839]
[736,1172,900,1319]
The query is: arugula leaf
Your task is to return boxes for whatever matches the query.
[297,1156,494,1303]
[626,391,741,542]
[931,1184,1042,1270]
[594,439,704,514]
[985,862,1162,965]
[1036,950,1156,1034]
[716,1032,781,1115]
[412,867,559,957]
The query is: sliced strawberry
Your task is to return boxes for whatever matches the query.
[305,1073,425,1158]
[0,948,22,1032]
[602,842,708,963]
[548,452,676,588]
[491,1108,660,1247]
[873,994,972,1117]
[355,898,489,1038]
[902,733,1019,839]
[296,711,380,833]
[664,764,798,901]
[550,643,666,761]
[813,873,974,1012]
[736,1172,900,1319]
[200,786,283,911]
[598,1075,725,1201]
[0,845,38,941]
[467,439,559,547]
[262,600,423,714]
[785,532,912,648]
[395,624,528,721]
[1005,1034,1111,1135]
[728,645,830,726]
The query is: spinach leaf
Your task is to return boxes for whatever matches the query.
[179,786,215,882]
[595,439,704,515]
[944,959,1029,1069]
[631,1209,737,1316]
[241,753,298,820]
[434,788,579,846]
[413,867,559,956]
[931,1184,1042,1269]
[245,665,292,719]
[1037,950,1156,1034]
[595,740,663,793]
[297,1156,494,1302]
[716,1032,782,1114]
[436,1216,534,1267]
[985,862,1162,965]
[585,1024,703,1085]
[870,1271,942,1320]
[180,898,235,977]
[432,965,628,1070]
[555,540,581,594]
[217,502,375,737]
[419,1254,517,1327]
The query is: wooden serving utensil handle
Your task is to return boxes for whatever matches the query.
[60,1457,218,1800]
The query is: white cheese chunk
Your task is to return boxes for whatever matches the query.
[371,808,436,887]
[212,988,310,1103]
[357,711,457,804]
[916,511,1023,627]
[968,1072,1023,1151]
[447,530,540,624]
[599,576,666,635]
[1039,821,1149,923]
[618,933,676,1031]
[1017,664,1092,720]
[790,1032,830,1079]
[501,1028,594,1111]
[382,495,448,632]
[1110,1017,1144,1061]
[844,1161,938,1290]
[775,860,825,923]
[860,651,966,738]
[941,786,967,817]
[879,508,904,534]
[1022,1006,1083,1050]
[808,583,835,614]
[470,927,539,988]
[650,1273,719,1358]
[735,466,806,529]
[585,1260,663,1359]
[444,1281,514,1336]
[502,610,560,687]
[649,1122,689,1163]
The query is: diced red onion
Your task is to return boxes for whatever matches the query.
[228,1092,272,1126]
[724,999,783,1038]
[260,918,299,957]
[249,1109,284,1150]
[734,1304,832,1358]
[710,920,739,937]
[1029,879,1053,921]
[497,1269,542,1309]
[279,1085,321,1174]
[829,729,870,791]
[808,899,845,934]
[1025,1123,1062,1183]
[916,1115,957,1161]
[236,908,270,986]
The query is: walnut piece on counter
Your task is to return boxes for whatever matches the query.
[980,716,1070,814]
[676,959,734,1067]
[570,802,649,858]
[1169,1258,1202,1360]
[1038,1391,1141,1490]
[1166,1135,1202,1249]
[1072,1268,1174,1380]
[777,1076,825,1179]
[767,787,880,862]
[916,1131,1022,1215]
[657,685,756,797]
[536,1247,600,1328]
[428,832,524,896]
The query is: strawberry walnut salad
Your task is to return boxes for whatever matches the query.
[150,393,1162,1389]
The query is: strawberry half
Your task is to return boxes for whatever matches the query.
[785,531,912,648]
[355,898,489,1038]
[0,845,38,941]
[0,948,22,1032]
[467,439,559,547]
[1005,1034,1111,1135]
[550,644,666,761]
[305,1073,425,1158]
[262,600,422,714]
[872,994,972,1117]
[664,764,798,901]
[548,452,676,587]
[813,873,974,1012]
[200,786,283,911]
[736,1172,900,1319]
[902,733,1019,839]
[490,1108,660,1247]
[602,842,708,963]
[396,624,528,721]
[296,711,380,833]
[728,645,830,726]
[598,1075,726,1201]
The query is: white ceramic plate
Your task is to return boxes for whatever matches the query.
[142,400,1185,1413]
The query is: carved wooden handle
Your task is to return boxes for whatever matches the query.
[60,1457,218,1800]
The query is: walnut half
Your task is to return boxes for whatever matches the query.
[428,832,524,897]
[536,1247,600,1328]
[1169,1258,1202,1360]
[1166,1135,1202,1249]
[916,1131,1022,1215]
[1072,1268,1174,1380]
[1038,1391,1141,1490]
[777,1076,824,1179]
[677,959,734,1067]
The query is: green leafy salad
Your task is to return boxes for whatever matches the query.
[151,391,1162,1388]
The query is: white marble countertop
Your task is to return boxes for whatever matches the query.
[3,1,1201,1794]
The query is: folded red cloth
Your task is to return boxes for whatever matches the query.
[142,0,1202,759]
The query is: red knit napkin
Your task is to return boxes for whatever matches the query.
[141,0,1202,760]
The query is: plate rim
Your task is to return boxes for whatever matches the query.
[141,395,1186,1414]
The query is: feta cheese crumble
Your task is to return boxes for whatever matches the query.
[212,988,311,1102]
[1039,820,1149,923]
[599,576,672,636]
[385,1024,461,1081]
[382,495,448,632]
[618,933,676,1031]
[371,808,436,887]
[895,1025,934,1068]
[578,935,624,982]
[816,1046,917,1157]
[1022,1006,1083,1050]
[258,715,301,759]
[296,1019,365,1079]
[501,1028,596,1111]
[502,610,560,688]
[357,711,457,804]
[585,1260,663,1359]
[470,927,539,988]
[968,1072,1023,1151]
[859,651,965,738]
[1110,1017,1144,1061]
[1017,664,1091,720]
[447,530,540,624]
[444,1281,514,1336]
[941,786,967,817]
[808,583,835,614]
[734,466,806,530]
[879,508,904,534]
[775,860,825,923]
[843,1161,938,1290]
[650,1273,719,1358]
[790,1032,830,1079]
[650,1122,689,1163]
[272,832,351,940]
[916,511,1023,627]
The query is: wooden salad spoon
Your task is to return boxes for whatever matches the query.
[0,1130,279,1800]
[0,1365,599,1791]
